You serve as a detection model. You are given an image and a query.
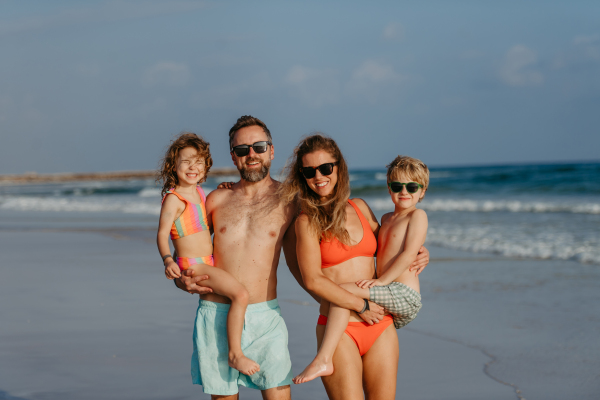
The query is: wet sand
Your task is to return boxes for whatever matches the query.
[1,219,599,399]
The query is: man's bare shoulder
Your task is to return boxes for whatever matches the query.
[206,187,235,208]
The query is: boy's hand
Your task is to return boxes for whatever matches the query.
[164,261,181,280]
[409,245,429,275]
[217,181,235,190]
[175,269,213,295]
[356,279,385,289]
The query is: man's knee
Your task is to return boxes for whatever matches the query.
[261,385,291,400]
[211,394,238,400]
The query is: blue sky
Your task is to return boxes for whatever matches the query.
[1,0,599,174]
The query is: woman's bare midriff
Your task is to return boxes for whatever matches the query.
[320,255,376,322]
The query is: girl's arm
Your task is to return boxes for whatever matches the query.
[295,215,384,324]
[157,195,182,278]
[374,209,428,286]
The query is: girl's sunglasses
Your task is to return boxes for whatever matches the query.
[300,162,338,179]
[230,141,272,157]
[388,182,423,193]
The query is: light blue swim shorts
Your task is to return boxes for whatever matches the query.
[191,298,293,396]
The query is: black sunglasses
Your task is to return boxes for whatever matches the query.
[300,162,338,179]
[230,141,272,157]
[388,181,423,194]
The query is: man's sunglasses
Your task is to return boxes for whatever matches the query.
[388,182,423,193]
[300,162,338,179]
[230,141,272,157]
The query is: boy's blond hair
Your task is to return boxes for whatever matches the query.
[386,155,429,202]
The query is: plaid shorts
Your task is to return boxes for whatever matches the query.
[369,282,422,329]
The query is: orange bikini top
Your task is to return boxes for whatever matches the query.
[320,200,377,268]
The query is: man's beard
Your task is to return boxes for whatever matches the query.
[239,157,271,182]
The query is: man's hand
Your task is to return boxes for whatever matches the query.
[409,245,430,275]
[217,182,235,190]
[175,269,213,295]
[358,301,385,325]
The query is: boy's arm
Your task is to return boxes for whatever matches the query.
[378,210,428,285]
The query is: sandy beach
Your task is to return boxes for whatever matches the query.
[1,208,598,400]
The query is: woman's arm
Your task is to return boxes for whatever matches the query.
[282,219,321,303]
[296,215,384,324]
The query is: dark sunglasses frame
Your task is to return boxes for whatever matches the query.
[388,181,423,193]
[230,141,272,157]
[300,162,338,179]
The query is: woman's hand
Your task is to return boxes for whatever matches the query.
[175,269,213,295]
[409,245,429,275]
[355,279,385,289]
[358,301,385,325]
[217,182,235,189]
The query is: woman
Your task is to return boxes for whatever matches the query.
[279,134,428,399]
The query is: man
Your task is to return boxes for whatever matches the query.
[175,116,429,399]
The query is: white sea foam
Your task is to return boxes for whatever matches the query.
[427,225,600,265]
[367,198,600,215]
[138,188,161,197]
[0,196,161,215]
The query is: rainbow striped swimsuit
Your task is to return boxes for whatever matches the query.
[163,186,209,240]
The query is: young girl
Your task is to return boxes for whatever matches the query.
[156,132,259,376]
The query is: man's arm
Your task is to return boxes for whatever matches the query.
[282,220,321,303]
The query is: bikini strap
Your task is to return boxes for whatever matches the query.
[162,188,187,205]
[347,199,370,228]
[196,185,206,204]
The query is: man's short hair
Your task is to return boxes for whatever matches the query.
[386,155,429,199]
[228,115,272,149]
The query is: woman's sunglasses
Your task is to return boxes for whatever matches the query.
[300,162,338,179]
[230,141,272,157]
[388,182,423,193]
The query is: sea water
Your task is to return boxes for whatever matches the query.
[1,162,598,265]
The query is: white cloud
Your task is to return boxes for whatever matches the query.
[346,60,405,103]
[383,23,403,40]
[499,45,543,87]
[573,34,600,60]
[284,66,340,107]
[190,72,274,109]
[142,62,191,87]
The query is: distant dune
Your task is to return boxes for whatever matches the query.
[0,168,239,184]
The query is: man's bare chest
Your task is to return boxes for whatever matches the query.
[213,202,288,241]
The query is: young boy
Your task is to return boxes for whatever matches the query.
[293,155,428,384]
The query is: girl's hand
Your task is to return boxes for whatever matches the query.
[164,261,181,280]
[356,279,385,289]
[217,181,235,190]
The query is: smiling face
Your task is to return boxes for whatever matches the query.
[230,125,274,182]
[175,146,205,186]
[301,149,338,200]
[388,172,425,211]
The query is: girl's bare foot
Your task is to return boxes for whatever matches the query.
[292,358,334,384]
[228,352,260,376]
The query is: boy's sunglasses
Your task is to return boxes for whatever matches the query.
[300,162,338,179]
[388,182,423,193]
[230,141,272,157]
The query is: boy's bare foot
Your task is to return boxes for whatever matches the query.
[228,352,260,376]
[292,358,334,384]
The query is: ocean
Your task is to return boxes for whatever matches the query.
[1,162,598,265]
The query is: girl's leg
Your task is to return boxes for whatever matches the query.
[293,283,370,384]
[190,264,259,376]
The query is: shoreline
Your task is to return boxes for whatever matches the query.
[0,168,239,185]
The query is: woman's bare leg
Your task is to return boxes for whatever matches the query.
[362,325,399,400]
[190,264,259,376]
[293,283,370,384]
[317,324,365,400]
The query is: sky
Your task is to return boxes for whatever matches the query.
[1,0,599,174]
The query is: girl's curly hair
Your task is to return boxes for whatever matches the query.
[157,132,213,196]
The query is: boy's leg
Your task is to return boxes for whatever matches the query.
[293,282,369,384]
[191,264,259,376]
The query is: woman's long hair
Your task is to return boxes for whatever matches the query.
[279,134,351,244]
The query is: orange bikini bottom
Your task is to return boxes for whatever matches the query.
[317,314,394,356]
